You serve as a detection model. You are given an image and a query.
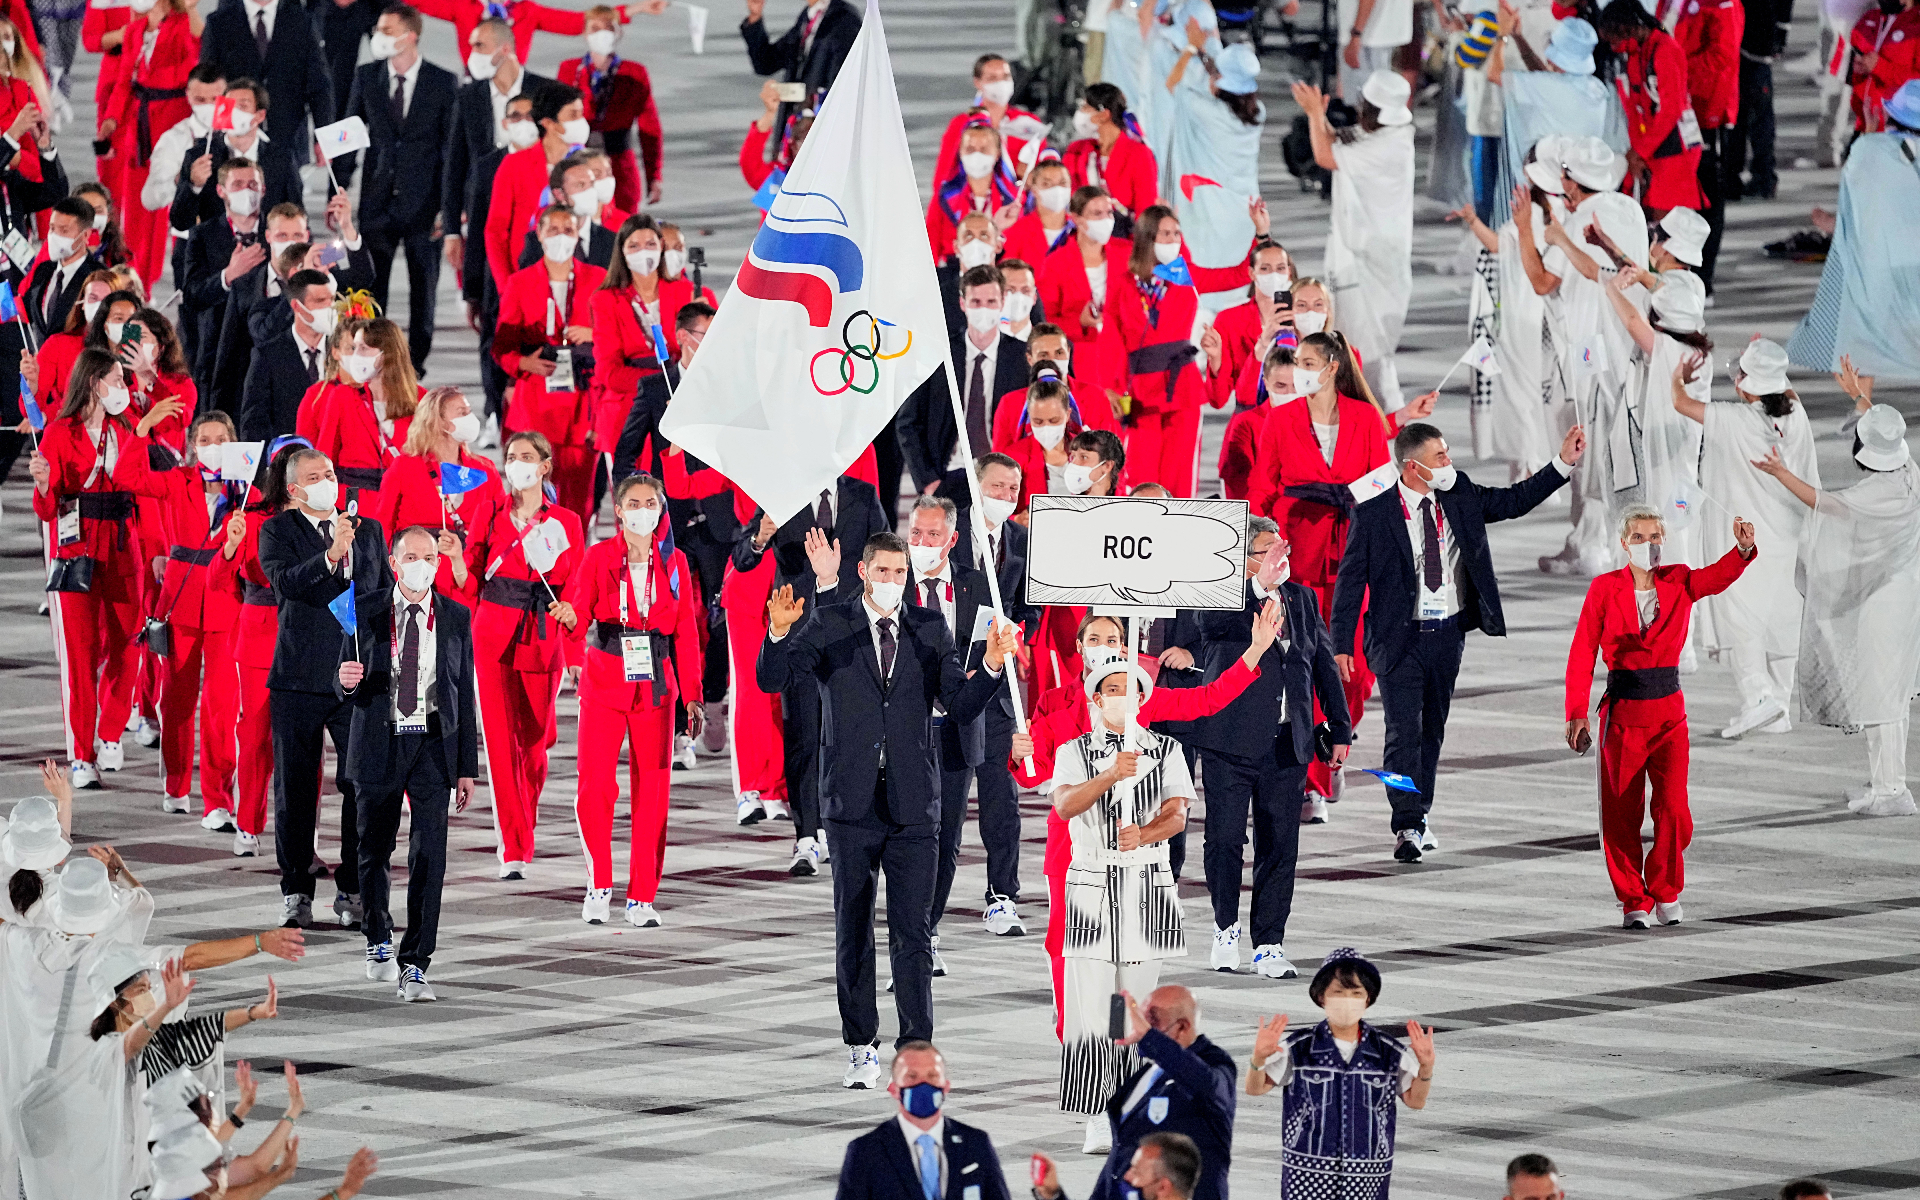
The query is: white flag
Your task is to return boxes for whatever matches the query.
[1573,334,1609,379]
[1348,461,1399,503]
[658,0,949,522]
[680,2,708,53]
[220,441,264,483]
[522,518,571,574]
[313,117,370,161]
[1460,334,1500,377]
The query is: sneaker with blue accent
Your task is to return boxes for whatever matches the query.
[626,900,661,928]
[982,896,1025,936]
[365,941,399,983]
[398,965,436,1002]
[1252,945,1298,979]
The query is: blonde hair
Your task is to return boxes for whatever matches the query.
[0,19,52,114]
[1618,504,1664,540]
[105,264,145,301]
[359,319,418,421]
[322,318,368,383]
[1291,276,1335,324]
[402,386,468,457]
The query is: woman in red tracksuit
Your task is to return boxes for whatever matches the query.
[1036,186,1127,401]
[1203,240,1301,414]
[1598,0,1704,211]
[1062,83,1159,217]
[1565,512,1754,926]
[1003,373,1079,512]
[228,442,304,856]
[307,318,419,516]
[497,206,602,524]
[558,10,663,212]
[997,156,1078,269]
[23,269,115,423]
[151,411,246,825]
[924,117,1019,260]
[375,385,501,599]
[568,472,704,928]
[466,430,587,880]
[125,305,194,454]
[29,349,170,789]
[82,0,130,185]
[990,325,1116,448]
[99,0,201,285]
[590,213,691,480]
[1105,205,1257,496]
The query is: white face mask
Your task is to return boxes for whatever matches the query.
[625,247,660,275]
[965,306,1000,333]
[1268,391,1298,407]
[570,189,601,220]
[560,117,591,145]
[505,119,539,148]
[46,233,76,262]
[586,29,618,55]
[129,0,158,12]
[227,188,259,216]
[369,31,400,59]
[1254,271,1291,297]
[908,543,946,576]
[980,494,1017,528]
[1292,367,1323,395]
[621,506,661,536]
[1098,691,1137,725]
[1071,109,1098,139]
[467,49,499,80]
[1153,241,1181,265]
[1293,310,1328,335]
[1625,541,1662,571]
[82,299,102,324]
[1417,460,1458,491]
[593,175,617,204]
[191,102,216,127]
[299,477,338,513]
[955,239,996,269]
[1036,185,1071,213]
[303,303,338,337]
[663,248,686,276]
[92,212,109,233]
[979,79,1014,106]
[1322,996,1368,1027]
[228,107,257,134]
[1032,423,1067,450]
[104,321,126,344]
[866,579,905,611]
[398,558,436,592]
[1002,292,1034,324]
[1083,217,1114,245]
[1063,462,1100,495]
[504,460,542,491]
[542,234,579,263]
[343,352,379,385]
[449,413,481,443]
[195,443,224,470]
[960,151,996,180]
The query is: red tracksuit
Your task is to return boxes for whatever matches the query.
[496,260,604,524]
[1850,7,1920,131]
[102,8,198,285]
[1062,133,1159,216]
[1565,548,1751,912]
[924,169,1017,261]
[83,3,131,186]
[375,448,504,599]
[484,144,564,295]
[1661,0,1742,131]
[152,464,246,810]
[35,415,165,765]
[1000,210,1076,270]
[231,507,279,836]
[588,276,697,461]
[464,500,586,868]
[1017,659,1260,1037]
[933,106,1039,188]
[1217,403,1264,502]
[1036,239,1130,399]
[300,381,410,516]
[415,0,633,68]
[569,529,704,898]
[558,55,662,213]
[1616,29,1705,210]
[32,332,84,425]
[990,378,1119,452]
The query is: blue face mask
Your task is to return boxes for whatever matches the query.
[900,1082,946,1119]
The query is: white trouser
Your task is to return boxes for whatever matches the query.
[1865,717,1910,796]
[1726,639,1796,715]
[1060,959,1161,1114]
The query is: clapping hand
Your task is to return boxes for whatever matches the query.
[1289,80,1327,118]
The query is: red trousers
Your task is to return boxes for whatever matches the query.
[1598,709,1693,911]
[137,648,162,723]
[478,657,560,866]
[236,663,273,835]
[1306,580,1371,798]
[161,624,238,809]
[1123,404,1202,497]
[609,147,643,214]
[49,581,142,763]
[117,163,169,286]
[574,696,673,896]
[553,446,596,532]
[1043,809,1070,1040]
[720,560,786,798]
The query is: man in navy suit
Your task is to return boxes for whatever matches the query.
[1332,421,1586,863]
[198,0,334,164]
[1179,517,1350,981]
[758,532,1016,1088]
[1034,1133,1203,1200]
[898,266,1032,508]
[834,1041,1014,1200]
[741,0,861,161]
[240,270,336,442]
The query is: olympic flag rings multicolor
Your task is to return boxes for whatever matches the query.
[808,309,913,396]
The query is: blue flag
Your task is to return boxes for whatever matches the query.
[0,281,16,323]
[649,322,671,364]
[750,168,786,213]
[440,462,489,495]
[22,378,41,431]
[1152,256,1193,287]
[1358,768,1422,793]
[327,586,356,634]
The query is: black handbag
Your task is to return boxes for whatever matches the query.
[138,617,172,659]
[1313,720,1337,764]
[45,556,96,594]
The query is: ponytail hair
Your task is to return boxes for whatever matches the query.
[1301,331,1387,428]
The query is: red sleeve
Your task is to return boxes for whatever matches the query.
[530,1,587,34]
[413,0,460,23]
[484,156,527,295]
[1247,407,1287,519]
[372,460,406,537]
[740,122,775,190]
[1185,239,1254,293]
[495,275,539,376]
[660,450,728,500]
[1219,409,1259,500]
[1037,251,1091,349]
[632,67,663,185]
[101,28,135,125]
[1117,139,1160,215]
[1630,37,1690,158]
[1012,705,1077,789]
[82,4,118,53]
[673,551,705,702]
[1564,579,1610,719]
[1683,545,1753,600]
[1141,656,1260,721]
[925,194,957,259]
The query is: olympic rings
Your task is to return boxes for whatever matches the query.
[809,347,880,396]
[809,309,913,396]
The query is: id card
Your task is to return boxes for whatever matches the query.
[2,230,35,271]
[1677,107,1703,149]
[1418,591,1447,621]
[396,704,428,734]
[621,633,654,682]
[549,347,575,393]
[56,500,81,547]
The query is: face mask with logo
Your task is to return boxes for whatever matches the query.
[867,578,906,611]
[625,247,661,276]
[542,234,579,263]
[1083,217,1115,245]
[46,233,76,262]
[1291,368,1323,395]
[1254,271,1291,297]
[227,188,259,216]
[1153,241,1182,265]
[1322,995,1369,1026]
[397,558,436,591]
[304,303,339,337]
[343,353,379,385]
[195,443,224,471]
[907,543,945,577]
[300,478,339,513]
[1625,540,1661,571]
[979,79,1014,106]
[965,306,1000,333]
[506,119,539,148]
[1063,462,1100,495]
[1417,460,1458,491]
[370,31,400,59]
[1293,310,1328,335]
[467,49,499,80]
[1002,292,1034,324]
[593,176,617,204]
[560,117,591,145]
[1032,423,1067,450]
[663,248,686,277]
[622,506,661,536]
[449,413,482,443]
[1036,185,1071,213]
[504,460,542,491]
[1072,109,1098,139]
[960,151,996,179]
[586,28,618,54]
[956,239,995,270]
[899,1081,947,1119]
[980,495,1018,527]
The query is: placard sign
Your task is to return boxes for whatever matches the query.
[1025,495,1249,611]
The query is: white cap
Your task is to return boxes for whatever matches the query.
[144,1066,209,1114]
[1,796,69,871]
[1657,207,1710,267]
[1083,649,1156,703]
[87,942,156,1013]
[1650,271,1707,333]
[1525,135,1568,194]
[148,1121,224,1200]
[49,856,133,936]
[1563,137,1624,191]
[1361,71,1413,126]
[1854,404,1911,471]
[1735,338,1791,396]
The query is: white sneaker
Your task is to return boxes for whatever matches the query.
[1393,829,1424,863]
[1855,788,1918,817]
[334,892,362,930]
[842,1044,883,1089]
[1330,766,1346,803]
[1210,924,1241,972]
[280,894,312,928]
[736,793,765,826]
[1758,714,1792,734]
[70,762,101,791]
[930,935,948,977]
[96,741,124,771]
[233,831,259,857]
[130,716,161,748]
[673,735,698,770]
[1623,909,1651,929]
[1081,1113,1112,1155]
[1419,823,1438,852]
[625,900,662,928]
[398,965,436,1002]
[498,860,527,880]
[1653,901,1684,926]
[1252,945,1298,979]
[479,412,500,449]
[582,887,613,924]
[982,896,1026,936]
[365,942,400,982]
[761,798,793,821]
[161,793,192,813]
[816,828,830,862]
[788,837,822,876]
[1301,795,1329,824]
[1720,700,1787,740]
[199,807,236,832]
[1845,783,1873,807]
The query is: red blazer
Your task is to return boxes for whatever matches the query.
[104,11,199,165]
[933,106,1039,189]
[588,277,696,448]
[32,332,84,420]
[132,371,194,455]
[230,507,280,669]
[1218,405,1264,502]
[484,144,558,295]
[1208,298,1275,409]
[414,0,631,67]
[0,78,43,183]
[495,260,606,450]
[152,466,246,633]
[32,415,164,569]
[1004,428,1074,513]
[1564,549,1751,725]
[1000,210,1075,272]
[1617,30,1693,162]
[1106,241,1250,414]
[376,448,504,601]
[1061,134,1159,216]
[990,377,1117,449]
[304,381,408,505]
[569,529,704,710]
[1851,8,1920,129]
[558,56,663,185]
[739,121,778,191]
[82,4,131,117]
[465,500,587,673]
[1666,0,1743,129]
[1035,238,1128,394]
[1246,396,1391,588]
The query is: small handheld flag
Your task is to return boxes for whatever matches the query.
[0,281,18,322]
[1434,334,1500,391]
[313,117,371,161]
[1358,769,1422,793]
[1178,174,1222,202]
[522,517,571,575]
[677,1,708,53]
[648,322,672,365]
[1152,256,1193,287]
[327,586,357,634]
[210,96,238,132]
[750,168,786,213]
[219,440,263,482]
[23,378,42,434]
[439,462,490,495]
[1347,460,1398,504]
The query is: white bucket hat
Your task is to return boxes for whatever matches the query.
[86,942,156,1015]
[1854,404,1912,472]
[1525,135,1569,194]
[1650,271,1707,333]
[147,1121,224,1200]
[1657,207,1710,267]
[1083,649,1156,703]
[1735,338,1791,396]
[144,1066,208,1116]
[1,797,70,871]
[49,857,133,936]
[1361,71,1413,126]
[1563,137,1624,191]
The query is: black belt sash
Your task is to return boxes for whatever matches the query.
[242,578,276,607]
[1282,480,1357,517]
[1605,666,1680,702]
[1126,340,1198,407]
[168,545,217,566]
[78,491,135,551]
[590,620,674,686]
[482,575,563,643]
[133,84,186,165]
[602,128,632,155]
[335,465,383,491]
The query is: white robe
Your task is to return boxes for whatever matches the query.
[1695,400,1819,657]
[1327,124,1415,411]
[1796,463,1920,729]
[1630,330,1710,567]
[1475,217,1558,472]
[1165,67,1263,307]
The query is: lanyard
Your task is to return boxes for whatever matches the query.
[83,423,117,489]
[357,386,393,458]
[485,504,552,580]
[618,555,654,625]
[545,273,575,343]
[391,595,435,664]
[1399,490,1446,534]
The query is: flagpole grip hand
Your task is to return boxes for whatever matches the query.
[435,528,469,587]
[1401,390,1437,421]
[547,600,578,631]
[338,661,366,691]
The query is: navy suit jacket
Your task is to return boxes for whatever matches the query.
[1331,467,1568,675]
[835,1115,1013,1200]
[1094,1031,1236,1200]
[756,594,1003,826]
[258,508,391,695]
[1182,578,1351,763]
[338,58,461,237]
[730,474,890,607]
[443,72,553,247]
[198,2,334,154]
[897,331,1031,492]
[336,589,482,791]
[239,328,318,441]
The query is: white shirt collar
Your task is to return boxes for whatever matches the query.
[919,557,953,586]
[1396,480,1436,516]
[390,55,423,86]
[393,584,431,611]
[299,505,337,531]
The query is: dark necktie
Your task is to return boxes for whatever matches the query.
[815,488,832,532]
[302,345,319,384]
[398,602,422,717]
[965,352,988,454]
[876,616,896,682]
[391,73,407,125]
[1420,498,1443,593]
[921,579,941,611]
[44,268,60,322]
[253,10,269,61]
